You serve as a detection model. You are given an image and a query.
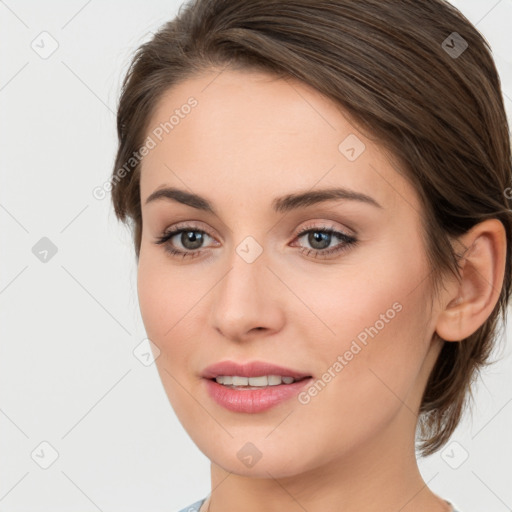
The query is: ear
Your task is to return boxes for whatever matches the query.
[435,218,507,342]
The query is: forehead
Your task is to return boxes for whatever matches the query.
[139,68,419,215]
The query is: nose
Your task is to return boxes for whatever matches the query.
[209,247,286,342]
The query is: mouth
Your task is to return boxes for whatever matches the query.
[200,361,314,413]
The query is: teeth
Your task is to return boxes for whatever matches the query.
[248,376,268,386]
[267,375,282,385]
[214,375,299,387]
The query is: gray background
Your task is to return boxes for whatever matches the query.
[1,1,511,511]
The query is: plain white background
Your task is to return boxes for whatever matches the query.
[1,1,511,511]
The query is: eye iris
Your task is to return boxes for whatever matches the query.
[309,231,330,250]
[182,231,204,250]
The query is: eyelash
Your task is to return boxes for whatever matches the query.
[154,222,358,260]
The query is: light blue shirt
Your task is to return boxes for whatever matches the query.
[177,497,461,511]
[177,497,207,512]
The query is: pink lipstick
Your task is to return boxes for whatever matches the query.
[201,360,313,413]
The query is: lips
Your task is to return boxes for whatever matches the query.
[204,376,313,413]
[200,360,312,380]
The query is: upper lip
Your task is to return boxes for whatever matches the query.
[201,360,312,380]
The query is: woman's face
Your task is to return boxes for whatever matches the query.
[137,68,445,477]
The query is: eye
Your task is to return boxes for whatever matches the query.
[154,223,217,259]
[292,223,358,259]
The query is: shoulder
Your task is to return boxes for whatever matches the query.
[176,497,207,512]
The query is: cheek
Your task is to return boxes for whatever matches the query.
[136,250,198,377]
[291,245,432,420]
[137,248,196,339]
[137,252,206,423]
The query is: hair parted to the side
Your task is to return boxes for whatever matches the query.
[110,0,512,456]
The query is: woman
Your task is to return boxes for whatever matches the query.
[110,1,512,510]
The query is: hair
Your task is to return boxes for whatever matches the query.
[110,0,512,456]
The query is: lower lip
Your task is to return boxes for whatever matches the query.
[203,377,313,413]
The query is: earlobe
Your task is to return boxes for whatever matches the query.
[435,219,507,342]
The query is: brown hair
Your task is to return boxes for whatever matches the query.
[110,0,512,456]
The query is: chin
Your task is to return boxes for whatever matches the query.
[195,434,318,479]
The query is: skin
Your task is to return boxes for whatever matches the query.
[136,67,506,512]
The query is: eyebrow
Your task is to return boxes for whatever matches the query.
[144,186,382,214]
